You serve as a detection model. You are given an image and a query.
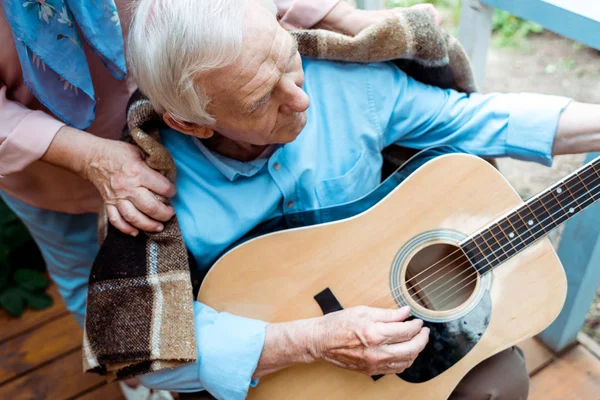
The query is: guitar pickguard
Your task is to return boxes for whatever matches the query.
[312,285,491,384]
[400,291,491,383]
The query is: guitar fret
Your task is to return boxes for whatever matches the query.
[578,167,597,202]
[550,185,573,221]
[461,240,491,274]
[480,229,508,264]
[471,237,495,269]
[563,183,582,212]
[591,162,600,179]
[529,196,557,232]
[507,212,530,248]
[501,216,526,253]
[473,235,494,259]
[491,223,516,254]
[521,204,547,236]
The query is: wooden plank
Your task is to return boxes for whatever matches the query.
[0,314,81,384]
[458,0,494,90]
[543,0,600,21]
[481,0,600,51]
[0,350,106,400]
[0,285,68,344]
[517,337,556,375]
[577,332,600,360]
[529,345,600,400]
[77,382,125,400]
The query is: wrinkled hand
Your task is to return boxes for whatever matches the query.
[310,306,429,376]
[313,2,442,37]
[84,140,176,236]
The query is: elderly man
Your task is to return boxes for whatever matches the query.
[127,0,600,398]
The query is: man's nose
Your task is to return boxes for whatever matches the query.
[280,86,310,114]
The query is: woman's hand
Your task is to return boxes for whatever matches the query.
[253,306,429,378]
[42,126,176,236]
[83,138,176,236]
[314,2,442,36]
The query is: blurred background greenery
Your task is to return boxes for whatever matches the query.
[0,199,50,317]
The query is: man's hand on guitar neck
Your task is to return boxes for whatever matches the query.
[253,306,429,378]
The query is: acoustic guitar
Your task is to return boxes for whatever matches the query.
[198,146,600,399]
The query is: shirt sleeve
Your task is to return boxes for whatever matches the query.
[372,63,572,167]
[0,86,65,177]
[276,0,341,29]
[139,301,268,400]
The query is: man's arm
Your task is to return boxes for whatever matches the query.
[138,301,268,398]
[553,102,600,155]
[374,63,600,164]
[139,301,429,399]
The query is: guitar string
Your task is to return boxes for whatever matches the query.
[400,162,598,290]
[398,164,599,294]
[412,174,600,304]
[381,173,600,310]
[399,183,600,310]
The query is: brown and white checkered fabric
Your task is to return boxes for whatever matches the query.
[83,10,476,379]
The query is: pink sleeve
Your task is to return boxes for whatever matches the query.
[0,86,65,177]
[276,0,341,29]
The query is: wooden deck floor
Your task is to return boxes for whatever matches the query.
[1,285,600,400]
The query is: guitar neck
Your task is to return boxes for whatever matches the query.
[460,156,600,273]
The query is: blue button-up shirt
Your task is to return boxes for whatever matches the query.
[139,58,570,398]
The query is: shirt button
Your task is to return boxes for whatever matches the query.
[273,162,281,171]
[287,200,294,209]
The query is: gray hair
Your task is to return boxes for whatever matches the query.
[128,0,277,126]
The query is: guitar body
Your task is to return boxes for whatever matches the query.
[198,150,567,399]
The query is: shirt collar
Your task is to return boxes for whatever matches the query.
[192,138,277,182]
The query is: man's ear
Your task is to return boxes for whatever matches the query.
[163,113,214,139]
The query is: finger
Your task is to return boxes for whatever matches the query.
[385,327,430,362]
[106,204,139,237]
[117,199,165,232]
[129,188,175,222]
[377,318,424,344]
[373,360,411,376]
[139,168,177,198]
[369,306,412,323]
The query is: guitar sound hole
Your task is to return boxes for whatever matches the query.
[405,243,477,312]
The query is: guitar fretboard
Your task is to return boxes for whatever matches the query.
[461,157,600,273]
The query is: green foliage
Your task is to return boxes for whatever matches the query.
[491,10,543,48]
[386,0,543,48]
[0,198,50,317]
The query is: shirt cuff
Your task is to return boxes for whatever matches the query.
[196,302,268,400]
[279,0,341,29]
[505,93,572,167]
[138,302,268,398]
[0,109,65,177]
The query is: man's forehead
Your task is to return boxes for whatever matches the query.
[204,15,293,100]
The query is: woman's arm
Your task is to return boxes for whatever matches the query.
[0,86,65,177]
[41,125,176,235]
[0,85,175,235]
[275,0,341,30]
[276,0,441,35]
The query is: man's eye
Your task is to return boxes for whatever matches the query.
[248,96,270,114]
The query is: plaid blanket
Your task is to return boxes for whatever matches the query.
[83,8,476,379]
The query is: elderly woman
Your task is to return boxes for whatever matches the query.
[0,1,438,399]
[126,0,600,399]
[0,0,438,325]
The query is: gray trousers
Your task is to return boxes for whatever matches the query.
[181,346,529,399]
